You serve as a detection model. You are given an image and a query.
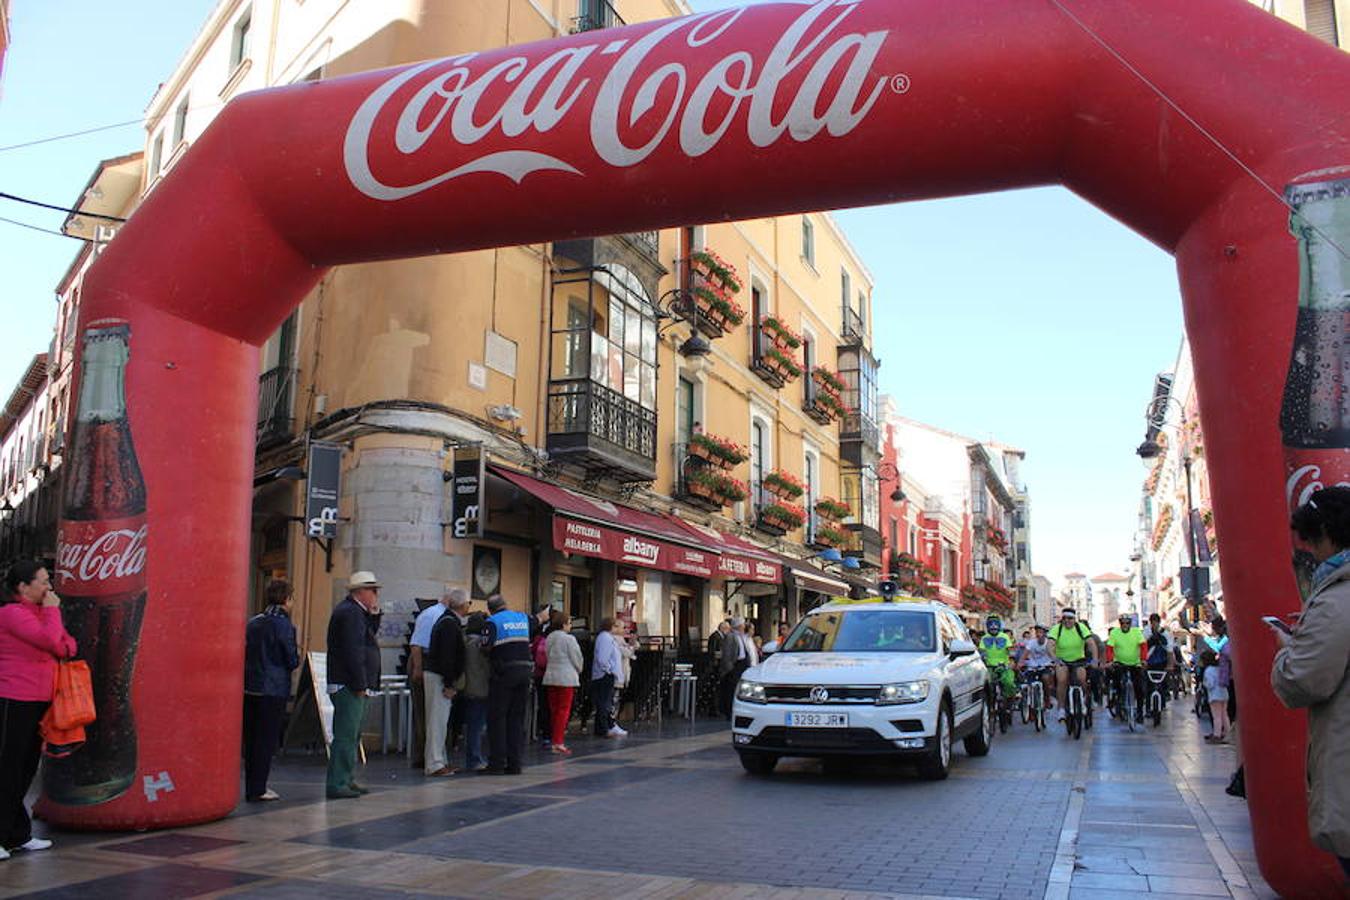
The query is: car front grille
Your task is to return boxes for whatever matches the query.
[762,685,879,704]
[751,726,899,752]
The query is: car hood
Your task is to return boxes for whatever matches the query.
[747,651,945,685]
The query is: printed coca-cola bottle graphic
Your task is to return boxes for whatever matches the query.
[46,320,148,806]
[1280,176,1350,598]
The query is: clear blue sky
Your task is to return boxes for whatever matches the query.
[0,1,1185,586]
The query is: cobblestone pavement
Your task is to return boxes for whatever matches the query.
[0,700,1277,899]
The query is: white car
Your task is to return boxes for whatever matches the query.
[731,597,993,779]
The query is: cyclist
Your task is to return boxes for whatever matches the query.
[1017,623,1056,709]
[1145,613,1175,704]
[979,615,1019,702]
[1106,613,1148,723]
[1048,607,1096,722]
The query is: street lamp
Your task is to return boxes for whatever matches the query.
[654,286,713,358]
[1136,393,1205,614]
[874,461,906,503]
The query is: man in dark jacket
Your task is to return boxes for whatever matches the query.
[423,590,468,775]
[243,580,299,801]
[326,571,382,799]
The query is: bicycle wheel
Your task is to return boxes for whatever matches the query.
[1124,680,1136,732]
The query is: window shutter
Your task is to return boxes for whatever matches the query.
[1304,0,1340,45]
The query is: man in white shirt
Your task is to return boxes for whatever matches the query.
[408,595,451,769]
[590,618,627,738]
[718,617,757,718]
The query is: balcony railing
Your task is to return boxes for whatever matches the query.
[673,442,723,512]
[257,366,297,446]
[840,412,879,449]
[841,304,866,346]
[547,379,656,481]
[572,0,625,32]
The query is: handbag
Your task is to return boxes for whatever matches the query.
[51,659,97,730]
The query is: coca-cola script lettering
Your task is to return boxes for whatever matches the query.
[57,520,148,596]
[344,0,891,200]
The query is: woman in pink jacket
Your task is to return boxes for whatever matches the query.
[0,560,76,861]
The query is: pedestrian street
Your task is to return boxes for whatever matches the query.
[0,703,1274,900]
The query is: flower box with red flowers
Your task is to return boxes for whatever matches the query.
[689,432,748,469]
[763,469,805,501]
[759,501,806,531]
[761,316,803,351]
[815,497,850,521]
[815,525,850,548]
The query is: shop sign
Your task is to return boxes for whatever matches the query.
[554,517,715,577]
[451,446,485,538]
[717,553,781,583]
[305,441,343,539]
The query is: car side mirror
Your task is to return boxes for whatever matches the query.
[762,640,779,656]
[949,639,977,658]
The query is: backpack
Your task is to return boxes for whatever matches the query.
[532,634,549,677]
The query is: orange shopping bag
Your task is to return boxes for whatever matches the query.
[50,659,96,730]
[39,708,85,758]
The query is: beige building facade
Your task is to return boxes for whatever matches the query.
[1251,0,1345,46]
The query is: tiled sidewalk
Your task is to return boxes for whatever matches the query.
[0,700,1282,899]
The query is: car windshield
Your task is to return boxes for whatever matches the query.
[781,608,936,653]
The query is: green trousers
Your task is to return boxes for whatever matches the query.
[326,688,366,793]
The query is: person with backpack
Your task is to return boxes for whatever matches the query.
[1048,608,1096,723]
[459,610,491,772]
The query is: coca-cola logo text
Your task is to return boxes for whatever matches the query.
[57,524,148,587]
[344,0,891,200]
[1286,464,1350,510]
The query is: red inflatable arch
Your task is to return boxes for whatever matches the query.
[39,0,1350,894]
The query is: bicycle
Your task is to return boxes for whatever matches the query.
[987,664,1016,734]
[1111,664,1139,732]
[1019,667,1049,732]
[1060,662,1090,740]
[1145,669,1168,727]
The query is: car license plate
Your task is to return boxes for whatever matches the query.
[786,712,848,728]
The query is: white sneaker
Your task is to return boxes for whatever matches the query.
[607,725,628,738]
[0,846,9,861]
[1057,711,1067,723]
[16,838,52,852]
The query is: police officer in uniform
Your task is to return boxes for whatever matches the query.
[482,594,533,774]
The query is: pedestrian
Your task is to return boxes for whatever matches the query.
[0,561,76,860]
[531,603,552,748]
[483,594,532,775]
[776,623,790,647]
[719,616,758,718]
[243,579,299,802]
[325,571,382,799]
[542,611,583,754]
[407,594,449,771]
[614,619,637,724]
[423,590,469,776]
[707,619,729,662]
[1201,649,1229,742]
[1274,487,1350,879]
[459,609,491,771]
[591,617,627,738]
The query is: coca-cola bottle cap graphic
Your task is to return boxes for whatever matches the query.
[47,318,148,806]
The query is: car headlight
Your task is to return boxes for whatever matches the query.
[877,681,929,705]
[736,680,767,704]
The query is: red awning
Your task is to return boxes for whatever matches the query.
[665,518,783,584]
[491,466,718,577]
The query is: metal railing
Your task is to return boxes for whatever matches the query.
[572,0,625,32]
[841,412,879,449]
[257,366,297,445]
[841,304,867,345]
[547,379,656,461]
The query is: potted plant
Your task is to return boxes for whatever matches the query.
[815,497,850,521]
[762,346,802,380]
[760,501,806,531]
[689,249,742,293]
[763,469,805,500]
[811,366,847,394]
[815,524,850,548]
[717,475,749,504]
[761,316,803,350]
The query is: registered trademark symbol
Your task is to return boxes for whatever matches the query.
[890,74,911,94]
